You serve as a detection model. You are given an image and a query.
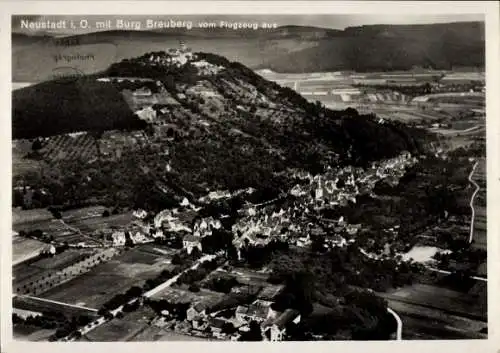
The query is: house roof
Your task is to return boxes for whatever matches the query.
[183,234,200,243]
[176,210,198,225]
[237,300,273,320]
[257,284,285,301]
[208,317,227,329]
[207,295,243,314]
[193,296,224,312]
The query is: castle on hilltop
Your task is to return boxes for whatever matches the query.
[166,40,194,65]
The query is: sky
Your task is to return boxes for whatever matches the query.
[12,14,484,35]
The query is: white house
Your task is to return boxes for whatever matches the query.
[180,197,190,207]
[183,234,202,254]
[235,300,277,324]
[194,217,223,236]
[263,309,301,341]
[136,106,157,122]
[133,209,148,219]
[111,231,126,246]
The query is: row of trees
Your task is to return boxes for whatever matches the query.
[145,298,190,321]
[237,240,290,269]
[97,286,144,314]
[174,258,220,286]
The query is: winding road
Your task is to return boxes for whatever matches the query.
[468,161,480,244]
[387,307,403,340]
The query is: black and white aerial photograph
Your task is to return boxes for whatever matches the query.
[6,2,496,346]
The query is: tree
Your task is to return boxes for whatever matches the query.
[49,207,62,219]
[190,246,201,259]
[115,311,124,319]
[188,284,200,292]
[311,235,326,253]
[103,311,114,320]
[32,139,43,151]
[239,320,263,341]
[171,253,182,265]
[102,210,110,217]
[126,286,143,297]
[222,322,237,335]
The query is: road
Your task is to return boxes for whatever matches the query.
[426,267,487,282]
[468,161,480,244]
[144,254,218,298]
[60,253,219,341]
[387,307,402,340]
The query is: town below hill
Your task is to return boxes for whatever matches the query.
[12,46,486,342]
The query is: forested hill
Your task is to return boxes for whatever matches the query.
[13,51,435,209]
[259,21,485,72]
[14,50,433,161]
[12,76,147,139]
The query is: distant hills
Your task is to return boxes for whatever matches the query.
[12,21,484,82]
[260,22,485,73]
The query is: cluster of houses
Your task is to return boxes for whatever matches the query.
[226,152,416,255]
[290,151,415,205]
[153,283,300,341]
[105,150,416,258]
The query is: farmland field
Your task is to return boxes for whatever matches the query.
[12,140,45,177]
[12,235,47,266]
[129,325,213,341]
[13,248,95,281]
[12,206,134,245]
[150,285,224,303]
[62,206,108,221]
[382,283,486,321]
[39,245,176,309]
[13,295,99,318]
[63,210,134,233]
[13,326,56,342]
[83,306,156,342]
[31,249,96,271]
[37,133,98,162]
[12,213,71,234]
[390,308,486,340]
[13,208,54,226]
